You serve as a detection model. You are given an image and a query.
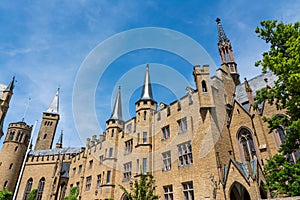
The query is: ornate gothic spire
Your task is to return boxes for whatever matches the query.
[216,18,240,85]
[110,86,122,120]
[46,88,59,114]
[4,76,15,93]
[216,18,229,44]
[140,64,154,101]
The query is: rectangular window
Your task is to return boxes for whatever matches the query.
[107,171,111,184]
[85,176,92,191]
[126,123,132,134]
[136,159,140,174]
[99,155,104,165]
[72,167,76,176]
[125,139,133,154]
[78,165,82,174]
[137,133,140,144]
[157,112,161,121]
[111,129,114,137]
[143,158,147,174]
[143,132,147,144]
[163,185,173,200]
[178,117,187,134]
[162,151,171,171]
[109,148,113,158]
[89,160,93,169]
[162,125,170,140]
[96,174,101,188]
[178,142,193,166]
[182,182,194,200]
[123,162,132,182]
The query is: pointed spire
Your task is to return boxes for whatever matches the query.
[216,18,229,44]
[4,76,15,93]
[110,86,122,120]
[140,64,154,101]
[56,130,63,148]
[46,88,59,114]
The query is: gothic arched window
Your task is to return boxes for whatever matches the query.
[23,178,33,200]
[59,182,67,200]
[202,81,207,92]
[237,128,256,161]
[36,177,45,200]
[8,131,15,141]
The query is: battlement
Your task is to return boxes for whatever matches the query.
[193,64,210,75]
[86,133,106,148]
[27,147,83,164]
[8,121,32,130]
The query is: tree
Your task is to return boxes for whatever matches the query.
[119,173,159,200]
[263,154,300,197]
[254,20,300,197]
[64,186,79,200]
[27,189,37,200]
[254,20,300,153]
[0,190,12,200]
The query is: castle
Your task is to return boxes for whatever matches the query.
[0,19,288,200]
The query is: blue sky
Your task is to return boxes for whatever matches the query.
[0,0,299,148]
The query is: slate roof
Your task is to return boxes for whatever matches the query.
[235,71,278,104]
[29,147,83,156]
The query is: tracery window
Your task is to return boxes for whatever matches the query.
[36,177,45,200]
[23,178,33,200]
[237,128,256,161]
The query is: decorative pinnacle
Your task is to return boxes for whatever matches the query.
[244,78,252,93]
[110,86,123,120]
[57,130,63,145]
[4,76,15,92]
[216,18,229,44]
[140,64,154,101]
[46,88,59,114]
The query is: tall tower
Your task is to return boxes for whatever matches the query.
[0,121,32,192]
[34,88,60,150]
[0,77,15,139]
[216,18,240,86]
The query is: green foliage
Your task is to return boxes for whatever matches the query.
[254,20,300,154]
[0,190,12,200]
[264,154,300,197]
[27,189,37,200]
[119,173,159,200]
[64,186,79,200]
[254,20,300,197]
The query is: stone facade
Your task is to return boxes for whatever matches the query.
[0,19,295,200]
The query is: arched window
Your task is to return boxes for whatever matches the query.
[23,178,33,200]
[43,134,47,140]
[4,181,8,189]
[59,182,67,200]
[36,177,45,200]
[8,131,15,141]
[23,135,28,144]
[144,111,147,121]
[19,133,23,142]
[201,81,207,92]
[237,128,256,161]
[16,131,21,142]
